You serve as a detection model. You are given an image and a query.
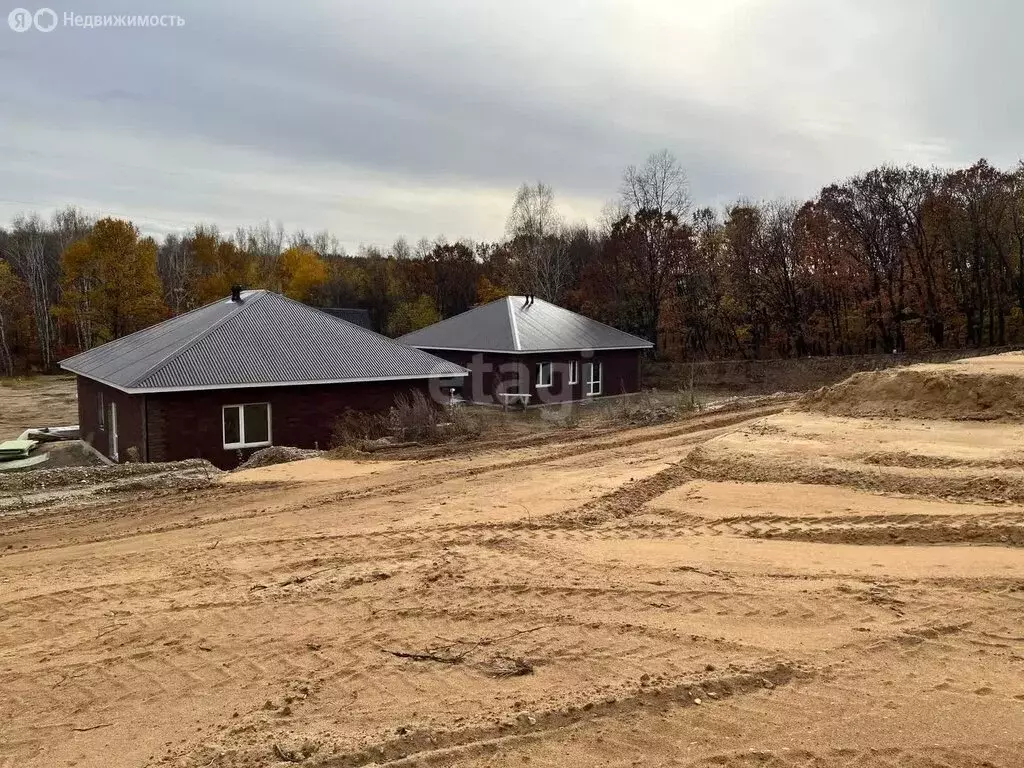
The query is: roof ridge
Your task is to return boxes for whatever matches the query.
[506,296,521,352]
[130,290,268,388]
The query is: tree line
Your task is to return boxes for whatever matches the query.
[2,152,1024,376]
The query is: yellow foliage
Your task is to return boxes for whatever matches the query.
[475,275,506,304]
[386,295,440,337]
[278,246,328,302]
[189,233,255,305]
[57,218,167,344]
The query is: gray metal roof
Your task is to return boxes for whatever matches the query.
[60,290,468,393]
[317,307,372,329]
[398,296,654,353]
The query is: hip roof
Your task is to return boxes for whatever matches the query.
[60,290,468,393]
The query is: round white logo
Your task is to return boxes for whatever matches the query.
[8,7,33,31]
[34,7,57,32]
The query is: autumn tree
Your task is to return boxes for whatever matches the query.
[386,294,440,337]
[278,245,329,301]
[57,218,166,347]
[424,241,479,317]
[819,169,912,352]
[187,227,255,306]
[605,209,694,345]
[476,274,507,304]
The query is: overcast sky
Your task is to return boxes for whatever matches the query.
[2,0,1021,249]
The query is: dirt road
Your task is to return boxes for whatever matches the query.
[1,401,1023,768]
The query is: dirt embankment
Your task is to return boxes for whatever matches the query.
[799,353,1024,421]
[646,345,1024,394]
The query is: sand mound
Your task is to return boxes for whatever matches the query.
[799,359,1024,421]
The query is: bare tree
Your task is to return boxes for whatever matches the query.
[506,182,572,302]
[0,259,22,376]
[288,229,311,249]
[597,199,630,235]
[312,230,341,257]
[621,149,692,216]
[157,234,191,315]
[3,214,57,370]
[51,206,93,256]
[390,237,412,260]
[234,221,284,282]
[413,237,432,260]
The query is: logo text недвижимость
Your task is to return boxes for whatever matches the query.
[8,8,185,32]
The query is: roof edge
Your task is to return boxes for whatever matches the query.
[60,365,468,395]
[405,344,654,354]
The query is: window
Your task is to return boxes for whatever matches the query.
[568,360,579,385]
[97,392,105,429]
[586,361,602,396]
[536,362,552,388]
[222,403,271,449]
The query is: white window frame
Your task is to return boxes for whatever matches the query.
[568,360,579,385]
[222,402,272,450]
[586,361,602,396]
[536,361,552,389]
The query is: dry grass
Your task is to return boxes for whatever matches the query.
[330,392,484,452]
[0,375,72,390]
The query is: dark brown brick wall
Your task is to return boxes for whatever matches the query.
[422,349,642,404]
[145,379,440,469]
[75,377,147,462]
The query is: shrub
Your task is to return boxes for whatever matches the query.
[330,408,388,448]
[446,402,482,438]
[331,394,484,451]
[389,390,443,442]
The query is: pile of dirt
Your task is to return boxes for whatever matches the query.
[236,445,322,470]
[0,458,219,494]
[799,364,1024,422]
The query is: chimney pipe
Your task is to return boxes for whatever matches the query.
[231,284,243,302]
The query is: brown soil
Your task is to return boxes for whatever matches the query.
[799,352,1024,421]
[1,362,1024,768]
[0,376,78,439]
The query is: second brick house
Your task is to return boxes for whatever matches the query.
[398,295,653,405]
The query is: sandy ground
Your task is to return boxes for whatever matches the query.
[1,364,1024,767]
[0,376,79,440]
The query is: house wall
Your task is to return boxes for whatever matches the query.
[421,349,642,405]
[76,376,147,462]
[145,378,445,469]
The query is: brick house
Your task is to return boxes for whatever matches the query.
[398,295,653,405]
[60,289,467,468]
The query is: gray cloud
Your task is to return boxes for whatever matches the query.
[2,0,1022,248]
